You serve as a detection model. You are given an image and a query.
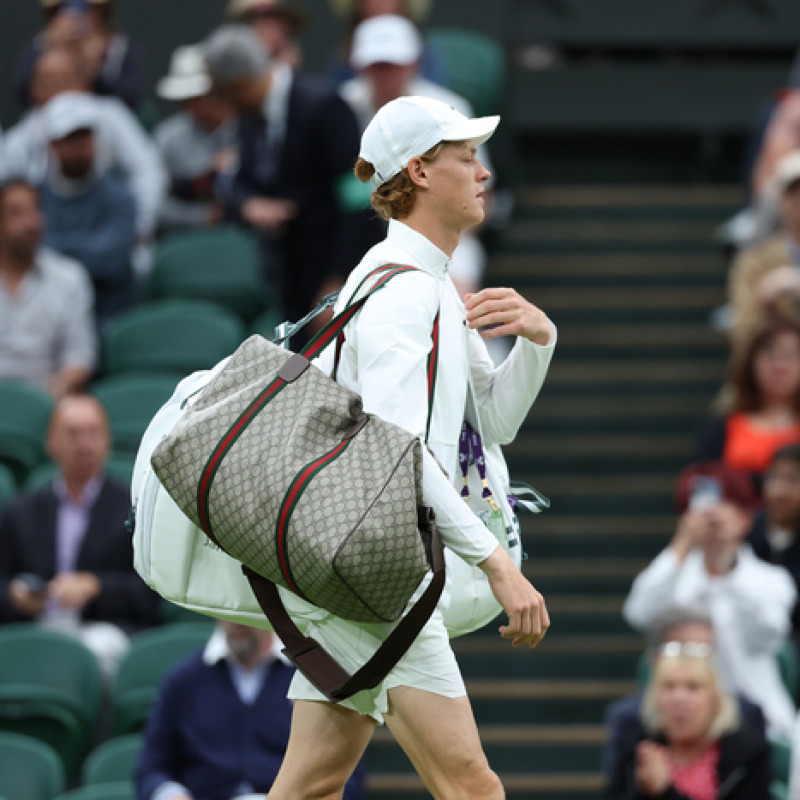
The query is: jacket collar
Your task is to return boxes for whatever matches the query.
[386,219,451,279]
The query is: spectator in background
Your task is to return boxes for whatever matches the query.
[0,395,160,680]
[154,45,235,233]
[623,462,796,739]
[39,92,137,324]
[692,321,800,481]
[15,0,145,111]
[728,151,800,357]
[0,178,96,397]
[328,0,444,87]
[204,25,382,327]
[136,621,365,800]
[748,443,800,640]
[339,13,491,299]
[602,608,765,782]
[226,0,307,68]
[2,47,166,244]
[602,642,772,800]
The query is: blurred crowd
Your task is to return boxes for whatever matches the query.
[7,1,800,799]
[602,56,800,799]
[0,0,502,798]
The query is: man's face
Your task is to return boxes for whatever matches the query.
[0,185,43,263]
[183,94,233,131]
[765,457,800,529]
[46,397,110,485]
[249,14,292,59]
[213,76,265,114]
[220,621,274,665]
[363,62,416,108]
[51,129,95,180]
[421,141,491,233]
[30,49,86,107]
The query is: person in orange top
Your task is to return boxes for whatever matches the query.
[693,320,800,483]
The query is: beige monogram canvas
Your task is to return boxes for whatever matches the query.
[151,335,430,623]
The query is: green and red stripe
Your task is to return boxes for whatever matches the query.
[197,375,288,541]
[274,437,353,596]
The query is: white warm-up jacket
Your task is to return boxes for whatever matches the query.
[306,220,556,628]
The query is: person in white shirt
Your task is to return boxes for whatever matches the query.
[624,462,797,740]
[154,45,235,232]
[263,96,556,800]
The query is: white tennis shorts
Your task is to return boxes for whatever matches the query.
[285,603,466,724]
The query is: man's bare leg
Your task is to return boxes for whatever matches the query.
[266,699,376,799]
[385,686,504,800]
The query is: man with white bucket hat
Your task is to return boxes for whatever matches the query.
[265,95,557,800]
[154,45,235,231]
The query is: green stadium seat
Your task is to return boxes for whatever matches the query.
[772,780,790,800]
[82,735,142,786]
[771,736,792,785]
[0,731,65,800]
[0,464,15,515]
[149,227,270,322]
[101,300,245,377]
[53,782,137,800]
[0,625,103,779]
[91,374,181,453]
[426,28,505,117]
[112,622,214,735]
[0,381,53,484]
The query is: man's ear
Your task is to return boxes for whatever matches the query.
[406,156,429,189]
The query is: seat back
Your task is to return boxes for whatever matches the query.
[91,374,182,453]
[82,734,143,786]
[112,623,213,734]
[0,464,15,514]
[427,28,506,117]
[0,381,53,483]
[53,782,138,800]
[0,625,103,721]
[101,300,245,377]
[149,227,268,322]
[0,731,65,800]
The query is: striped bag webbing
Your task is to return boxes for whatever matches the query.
[331,264,441,441]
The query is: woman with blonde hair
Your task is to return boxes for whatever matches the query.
[603,643,772,799]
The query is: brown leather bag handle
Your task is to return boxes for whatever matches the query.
[242,512,445,703]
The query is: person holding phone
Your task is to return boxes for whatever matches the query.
[623,462,797,740]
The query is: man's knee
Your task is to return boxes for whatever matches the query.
[435,758,504,800]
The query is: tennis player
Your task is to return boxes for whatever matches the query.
[267,96,557,800]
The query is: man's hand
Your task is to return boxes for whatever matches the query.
[464,288,551,345]
[242,197,298,233]
[48,573,101,609]
[478,547,549,648]
[9,579,46,618]
[635,741,672,796]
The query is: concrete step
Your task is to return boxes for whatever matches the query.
[366,771,603,798]
[513,184,741,210]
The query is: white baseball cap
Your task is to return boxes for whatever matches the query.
[359,95,499,188]
[350,15,422,70]
[44,92,98,141]
[157,45,212,101]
